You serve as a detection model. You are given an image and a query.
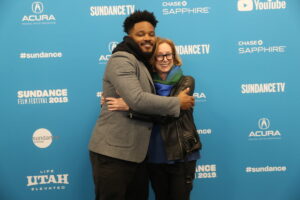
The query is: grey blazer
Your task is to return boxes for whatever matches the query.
[89,51,180,163]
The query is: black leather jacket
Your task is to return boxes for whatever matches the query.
[128,76,202,161]
[160,76,201,160]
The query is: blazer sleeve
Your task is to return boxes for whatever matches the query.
[127,75,195,124]
[105,52,180,117]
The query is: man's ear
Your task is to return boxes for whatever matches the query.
[128,28,133,37]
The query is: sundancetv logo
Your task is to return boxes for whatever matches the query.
[22,1,56,25]
[32,128,55,148]
[32,128,59,149]
[176,44,210,55]
[237,0,287,12]
[241,82,285,94]
[90,5,135,16]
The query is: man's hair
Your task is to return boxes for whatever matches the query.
[123,10,158,34]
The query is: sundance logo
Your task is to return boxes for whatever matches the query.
[197,129,212,135]
[17,89,69,105]
[195,164,217,179]
[237,0,287,11]
[19,52,63,59]
[246,165,287,173]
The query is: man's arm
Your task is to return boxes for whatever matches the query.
[105,52,193,116]
[105,88,193,111]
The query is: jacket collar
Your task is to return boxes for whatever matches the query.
[113,36,153,73]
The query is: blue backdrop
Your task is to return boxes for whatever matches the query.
[1,0,300,199]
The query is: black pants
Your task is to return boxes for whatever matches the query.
[89,151,149,200]
[147,161,196,200]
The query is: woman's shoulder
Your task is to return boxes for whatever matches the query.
[179,75,195,86]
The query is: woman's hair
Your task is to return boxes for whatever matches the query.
[150,37,182,67]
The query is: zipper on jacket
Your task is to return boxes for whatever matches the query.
[176,121,184,159]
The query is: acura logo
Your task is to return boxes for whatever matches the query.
[108,41,118,53]
[32,2,44,14]
[258,118,270,130]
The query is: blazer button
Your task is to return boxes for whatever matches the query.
[148,127,152,130]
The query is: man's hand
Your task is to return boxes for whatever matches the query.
[177,88,194,110]
[100,94,105,106]
[105,97,129,111]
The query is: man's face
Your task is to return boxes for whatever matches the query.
[129,21,156,53]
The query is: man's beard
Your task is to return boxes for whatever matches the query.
[142,52,153,60]
[141,43,156,61]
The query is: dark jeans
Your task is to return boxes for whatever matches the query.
[89,151,149,200]
[147,161,197,200]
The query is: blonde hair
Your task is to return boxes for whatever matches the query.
[150,37,182,67]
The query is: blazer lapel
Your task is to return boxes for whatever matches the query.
[141,64,155,93]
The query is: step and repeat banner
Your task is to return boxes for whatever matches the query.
[1,0,300,200]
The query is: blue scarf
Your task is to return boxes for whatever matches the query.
[153,66,183,96]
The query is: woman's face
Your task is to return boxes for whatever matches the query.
[155,42,174,75]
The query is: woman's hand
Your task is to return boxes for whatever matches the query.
[105,97,129,111]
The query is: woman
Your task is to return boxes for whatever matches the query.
[105,38,201,200]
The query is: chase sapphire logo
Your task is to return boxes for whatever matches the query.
[32,2,44,14]
[258,118,270,130]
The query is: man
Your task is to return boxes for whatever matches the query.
[89,10,194,200]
